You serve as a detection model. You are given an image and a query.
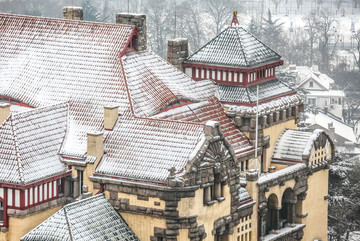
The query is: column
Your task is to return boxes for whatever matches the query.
[215,183,222,199]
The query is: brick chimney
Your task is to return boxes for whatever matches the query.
[116,13,146,51]
[87,132,104,163]
[0,103,10,125]
[104,105,119,130]
[62,6,84,20]
[167,38,189,72]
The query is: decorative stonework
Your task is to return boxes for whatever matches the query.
[91,121,254,240]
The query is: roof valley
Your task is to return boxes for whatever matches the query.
[63,207,74,241]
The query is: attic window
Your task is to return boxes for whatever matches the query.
[309,81,314,87]
[0,96,32,107]
[159,99,193,113]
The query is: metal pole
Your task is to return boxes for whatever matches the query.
[128,0,129,13]
[255,84,259,174]
[174,0,177,39]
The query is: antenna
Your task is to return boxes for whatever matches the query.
[128,0,129,13]
[174,0,177,38]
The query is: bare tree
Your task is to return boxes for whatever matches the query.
[314,10,339,73]
[304,14,319,66]
[271,0,282,14]
[204,0,240,35]
[349,30,360,71]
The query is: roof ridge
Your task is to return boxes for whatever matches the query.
[12,101,68,119]
[63,207,74,241]
[186,27,229,61]
[234,27,248,66]
[9,115,24,184]
[238,26,282,59]
[0,13,134,30]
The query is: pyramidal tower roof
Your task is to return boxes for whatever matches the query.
[186,11,281,68]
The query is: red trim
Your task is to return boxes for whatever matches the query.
[0,95,33,108]
[184,60,283,87]
[240,198,253,206]
[272,158,302,163]
[119,26,136,57]
[95,184,104,195]
[221,91,297,107]
[61,156,85,161]
[236,146,255,155]
[158,99,193,114]
[2,189,8,228]
[93,173,168,186]
[0,171,71,190]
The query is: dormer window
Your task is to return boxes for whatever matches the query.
[159,99,193,113]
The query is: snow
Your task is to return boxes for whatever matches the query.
[307,90,345,97]
[258,163,306,184]
[304,111,357,143]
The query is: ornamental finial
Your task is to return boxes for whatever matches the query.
[230,10,239,27]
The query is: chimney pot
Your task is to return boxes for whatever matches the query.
[63,6,84,20]
[116,13,147,51]
[167,38,188,72]
[104,105,119,130]
[87,131,104,163]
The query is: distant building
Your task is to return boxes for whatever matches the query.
[286,65,345,119]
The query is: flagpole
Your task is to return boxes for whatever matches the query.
[255,84,259,175]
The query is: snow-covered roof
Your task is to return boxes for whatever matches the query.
[0,102,69,184]
[153,98,253,157]
[95,116,204,184]
[225,94,302,116]
[304,111,357,143]
[307,90,345,98]
[185,26,281,68]
[289,66,334,91]
[272,129,325,162]
[239,187,252,204]
[21,194,139,241]
[0,13,135,158]
[122,50,215,117]
[216,79,294,104]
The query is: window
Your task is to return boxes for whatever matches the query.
[58,179,64,195]
[78,170,84,195]
[309,81,313,87]
[0,201,3,223]
[246,160,249,170]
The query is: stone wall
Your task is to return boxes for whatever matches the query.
[116,13,147,51]
[167,38,188,72]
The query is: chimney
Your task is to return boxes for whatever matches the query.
[167,38,189,72]
[0,103,10,125]
[327,123,336,143]
[87,132,104,163]
[104,105,119,130]
[312,65,319,73]
[116,13,147,51]
[62,6,84,20]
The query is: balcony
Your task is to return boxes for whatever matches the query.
[262,223,305,241]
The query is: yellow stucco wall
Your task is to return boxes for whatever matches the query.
[263,120,297,171]
[0,205,62,241]
[117,192,165,210]
[245,179,258,241]
[121,212,166,240]
[299,169,329,241]
[265,179,296,207]
[177,186,231,241]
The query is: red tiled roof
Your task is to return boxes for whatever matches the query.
[122,50,216,117]
[0,102,69,184]
[96,116,204,184]
[0,13,135,158]
[153,98,253,156]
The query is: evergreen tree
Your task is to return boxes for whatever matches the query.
[248,18,261,39]
[261,9,285,54]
